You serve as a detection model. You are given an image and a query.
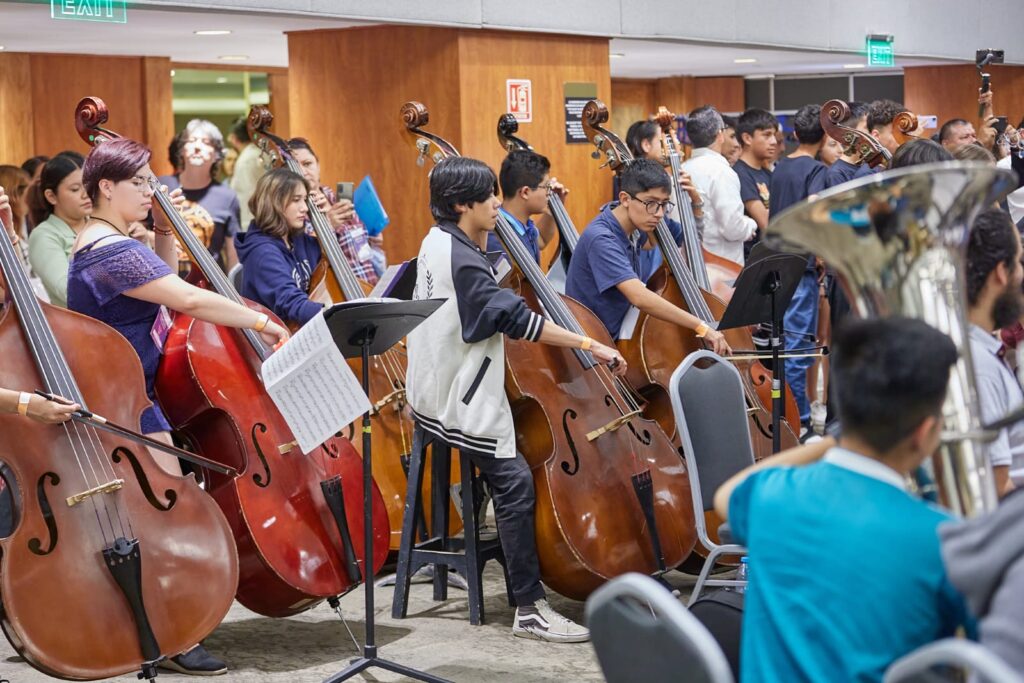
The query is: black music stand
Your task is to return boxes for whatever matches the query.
[717,244,808,453]
[321,298,449,683]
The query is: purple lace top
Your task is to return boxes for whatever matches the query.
[67,236,174,434]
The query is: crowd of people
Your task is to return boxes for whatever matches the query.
[2,87,1024,682]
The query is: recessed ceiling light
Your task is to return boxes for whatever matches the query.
[195,29,232,36]
[843,63,867,69]
[170,69,176,77]
[610,53,625,59]
[218,55,248,61]
[733,58,757,64]
[0,46,5,51]
[215,77,228,84]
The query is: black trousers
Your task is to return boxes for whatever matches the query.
[462,449,546,606]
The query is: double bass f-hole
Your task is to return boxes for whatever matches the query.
[559,409,581,476]
[250,423,273,488]
[27,472,60,556]
[111,447,177,512]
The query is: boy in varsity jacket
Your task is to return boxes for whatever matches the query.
[407,156,625,642]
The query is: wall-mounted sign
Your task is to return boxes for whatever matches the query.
[507,79,533,123]
[51,0,127,23]
[866,34,895,67]
[564,82,598,144]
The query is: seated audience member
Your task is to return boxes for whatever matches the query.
[941,488,1024,674]
[714,316,973,683]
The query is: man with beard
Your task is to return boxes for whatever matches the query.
[160,119,241,275]
[966,207,1023,497]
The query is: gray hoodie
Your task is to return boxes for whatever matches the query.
[939,488,1024,672]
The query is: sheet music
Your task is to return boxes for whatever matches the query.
[262,310,371,454]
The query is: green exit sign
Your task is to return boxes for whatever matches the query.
[51,0,127,23]
[866,34,895,67]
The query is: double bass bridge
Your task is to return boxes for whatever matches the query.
[66,478,125,507]
[585,409,642,442]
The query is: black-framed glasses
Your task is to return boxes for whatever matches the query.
[627,193,674,215]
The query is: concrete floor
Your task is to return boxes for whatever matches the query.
[0,565,699,683]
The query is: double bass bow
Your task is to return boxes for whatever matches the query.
[582,99,800,455]
[0,175,237,679]
[245,105,457,550]
[403,101,696,599]
[75,96,389,618]
[495,113,578,292]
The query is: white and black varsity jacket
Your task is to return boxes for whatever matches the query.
[407,222,545,459]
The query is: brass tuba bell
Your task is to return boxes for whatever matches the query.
[766,162,1017,517]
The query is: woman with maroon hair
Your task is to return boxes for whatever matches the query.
[66,139,289,675]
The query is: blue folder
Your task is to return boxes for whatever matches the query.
[353,175,390,236]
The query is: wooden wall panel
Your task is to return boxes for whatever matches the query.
[0,53,35,165]
[267,72,291,139]
[904,64,1024,136]
[288,25,463,263]
[142,57,175,176]
[694,77,745,114]
[29,54,147,158]
[655,76,695,119]
[457,30,612,265]
[611,78,656,139]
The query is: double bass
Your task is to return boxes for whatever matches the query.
[582,100,800,454]
[403,101,696,599]
[75,97,389,618]
[245,105,457,550]
[0,172,237,677]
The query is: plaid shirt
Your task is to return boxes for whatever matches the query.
[307,186,380,285]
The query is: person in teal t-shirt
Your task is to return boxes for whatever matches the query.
[715,316,974,683]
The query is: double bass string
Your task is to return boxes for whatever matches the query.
[0,229,131,545]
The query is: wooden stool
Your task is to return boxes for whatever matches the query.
[390,423,513,625]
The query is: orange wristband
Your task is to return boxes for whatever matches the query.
[17,392,31,417]
[253,313,269,332]
[694,322,710,338]
[580,337,593,351]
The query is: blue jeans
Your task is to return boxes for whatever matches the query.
[783,273,819,423]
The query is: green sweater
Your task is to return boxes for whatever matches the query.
[28,214,76,307]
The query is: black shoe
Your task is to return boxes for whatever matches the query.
[158,644,227,676]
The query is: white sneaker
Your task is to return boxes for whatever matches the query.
[512,599,590,643]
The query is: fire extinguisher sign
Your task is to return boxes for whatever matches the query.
[506,79,533,123]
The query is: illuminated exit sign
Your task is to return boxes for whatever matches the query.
[866,34,895,67]
[51,0,127,23]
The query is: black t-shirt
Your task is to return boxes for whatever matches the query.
[159,175,241,269]
[734,159,772,213]
[768,155,827,219]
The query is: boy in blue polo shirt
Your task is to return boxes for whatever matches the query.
[714,316,973,683]
[486,149,567,264]
[565,158,729,354]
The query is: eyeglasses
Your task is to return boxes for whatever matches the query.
[532,182,553,194]
[128,175,158,194]
[627,193,674,215]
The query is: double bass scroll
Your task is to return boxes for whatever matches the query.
[821,99,891,168]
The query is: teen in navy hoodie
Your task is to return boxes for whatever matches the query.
[234,168,324,326]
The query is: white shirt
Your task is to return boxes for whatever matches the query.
[968,324,1024,478]
[682,147,757,265]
